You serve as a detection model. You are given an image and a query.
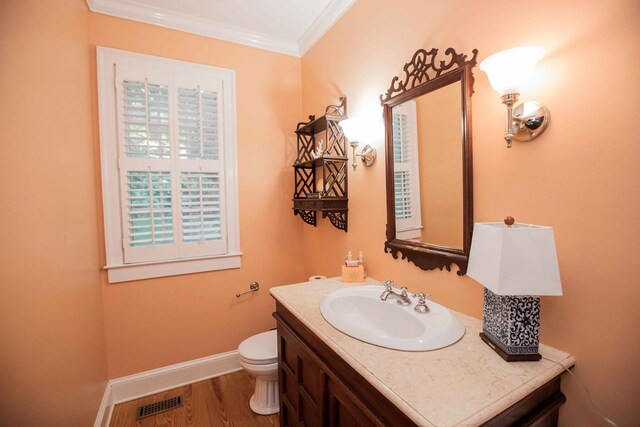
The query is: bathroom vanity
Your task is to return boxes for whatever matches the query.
[270,278,575,426]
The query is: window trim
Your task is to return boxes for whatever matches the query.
[97,47,241,283]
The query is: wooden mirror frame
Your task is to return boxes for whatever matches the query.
[381,47,478,276]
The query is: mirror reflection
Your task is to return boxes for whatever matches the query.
[392,81,463,249]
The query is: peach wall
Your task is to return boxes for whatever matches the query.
[0,0,108,425]
[301,0,640,425]
[88,13,306,378]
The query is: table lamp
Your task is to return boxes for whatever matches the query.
[467,217,562,361]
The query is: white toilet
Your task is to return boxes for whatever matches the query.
[238,329,279,415]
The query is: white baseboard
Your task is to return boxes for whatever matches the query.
[94,350,241,427]
[109,350,242,403]
[95,381,113,427]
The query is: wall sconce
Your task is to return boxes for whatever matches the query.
[339,118,377,171]
[480,46,550,148]
[467,217,563,361]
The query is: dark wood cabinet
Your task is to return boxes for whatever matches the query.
[275,301,418,426]
[274,301,568,426]
[292,98,349,232]
[326,375,385,427]
[278,316,324,427]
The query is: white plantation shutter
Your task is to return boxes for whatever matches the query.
[174,75,226,258]
[116,65,176,263]
[112,63,228,264]
[393,112,412,220]
[121,80,171,158]
[181,172,222,241]
[394,170,412,219]
[178,88,219,160]
[126,171,173,247]
[393,101,423,240]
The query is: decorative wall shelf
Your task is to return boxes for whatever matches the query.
[293,97,349,232]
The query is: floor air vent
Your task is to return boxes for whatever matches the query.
[136,395,183,419]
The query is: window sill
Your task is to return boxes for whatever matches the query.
[104,252,242,283]
[397,226,423,240]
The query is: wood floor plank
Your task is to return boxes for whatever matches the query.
[206,376,229,425]
[110,370,280,427]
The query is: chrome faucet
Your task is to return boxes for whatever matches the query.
[413,291,431,313]
[380,281,412,305]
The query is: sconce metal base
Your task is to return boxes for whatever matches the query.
[513,101,550,142]
[501,94,550,148]
[360,144,377,167]
[350,141,377,170]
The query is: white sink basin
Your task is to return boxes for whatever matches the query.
[320,285,465,351]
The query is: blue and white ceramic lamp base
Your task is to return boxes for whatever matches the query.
[480,288,542,362]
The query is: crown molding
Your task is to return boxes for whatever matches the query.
[86,0,301,56]
[298,0,356,56]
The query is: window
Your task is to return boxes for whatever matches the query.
[97,47,240,283]
[393,101,423,240]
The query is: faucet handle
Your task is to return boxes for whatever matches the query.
[414,291,431,300]
[400,286,408,297]
[413,291,431,313]
[382,280,396,291]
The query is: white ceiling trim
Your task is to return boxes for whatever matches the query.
[86,0,300,56]
[86,0,356,58]
[298,0,356,56]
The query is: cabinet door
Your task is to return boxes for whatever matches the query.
[326,375,385,427]
[275,303,418,427]
[278,322,325,427]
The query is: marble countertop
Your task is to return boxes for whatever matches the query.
[270,277,576,427]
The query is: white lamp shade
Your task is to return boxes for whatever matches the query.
[338,118,359,141]
[467,222,562,296]
[479,46,545,96]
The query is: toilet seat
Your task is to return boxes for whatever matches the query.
[240,355,278,366]
[238,330,278,365]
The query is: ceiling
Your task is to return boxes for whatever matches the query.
[86,0,356,57]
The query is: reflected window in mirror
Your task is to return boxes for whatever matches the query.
[393,100,423,240]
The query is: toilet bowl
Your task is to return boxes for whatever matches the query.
[238,329,279,415]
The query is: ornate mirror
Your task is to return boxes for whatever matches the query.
[381,48,477,275]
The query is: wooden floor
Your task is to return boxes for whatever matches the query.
[110,370,279,427]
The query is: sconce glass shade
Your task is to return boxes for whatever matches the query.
[467,222,562,296]
[479,46,545,96]
[338,118,359,141]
